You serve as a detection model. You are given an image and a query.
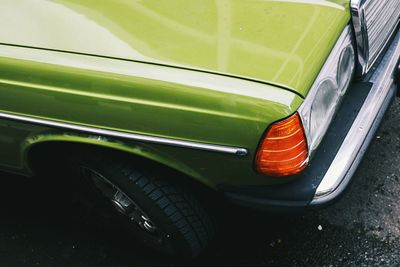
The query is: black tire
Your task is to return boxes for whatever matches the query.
[68,152,215,258]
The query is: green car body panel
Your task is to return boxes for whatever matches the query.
[0,0,350,188]
[1,0,350,96]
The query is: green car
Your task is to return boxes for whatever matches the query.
[0,0,399,258]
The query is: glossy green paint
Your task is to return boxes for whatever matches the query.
[0,0,350,96]
[0,44,302,187]
[0,0,351,188]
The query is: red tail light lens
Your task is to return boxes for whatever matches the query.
[255,113,309,176]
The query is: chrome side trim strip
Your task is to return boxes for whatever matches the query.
[0,112,248,156]
[313,28,400,200]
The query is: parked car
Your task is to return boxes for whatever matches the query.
[0,0,399,258]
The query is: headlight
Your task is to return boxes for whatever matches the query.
[299,26,355,157]
[255,26,355,177]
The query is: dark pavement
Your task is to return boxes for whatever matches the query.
[0,99,399,267]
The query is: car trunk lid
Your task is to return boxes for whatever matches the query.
[0,0,350,97]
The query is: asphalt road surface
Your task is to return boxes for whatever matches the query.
[0,99,398,267]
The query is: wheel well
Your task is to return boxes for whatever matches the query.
[27,141,219,203]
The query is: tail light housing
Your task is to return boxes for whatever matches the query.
[255,113,308,177]
[255,26,355,177]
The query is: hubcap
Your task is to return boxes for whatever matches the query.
[81,167,159,236]
[110,191,133,215]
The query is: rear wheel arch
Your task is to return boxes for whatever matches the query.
[25,139,218,258]
[24,135,216,193]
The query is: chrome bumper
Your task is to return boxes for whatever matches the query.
[311,29,400,204]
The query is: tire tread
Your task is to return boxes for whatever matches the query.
[114,160,214,257]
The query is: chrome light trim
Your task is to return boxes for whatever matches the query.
[0,112,248,156]
[298,26,354,157]
[351,0,400,74]
[313,27,400,199]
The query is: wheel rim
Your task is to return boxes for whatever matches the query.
[80,167,162,240]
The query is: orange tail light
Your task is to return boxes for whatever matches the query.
[255,113,309,176]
